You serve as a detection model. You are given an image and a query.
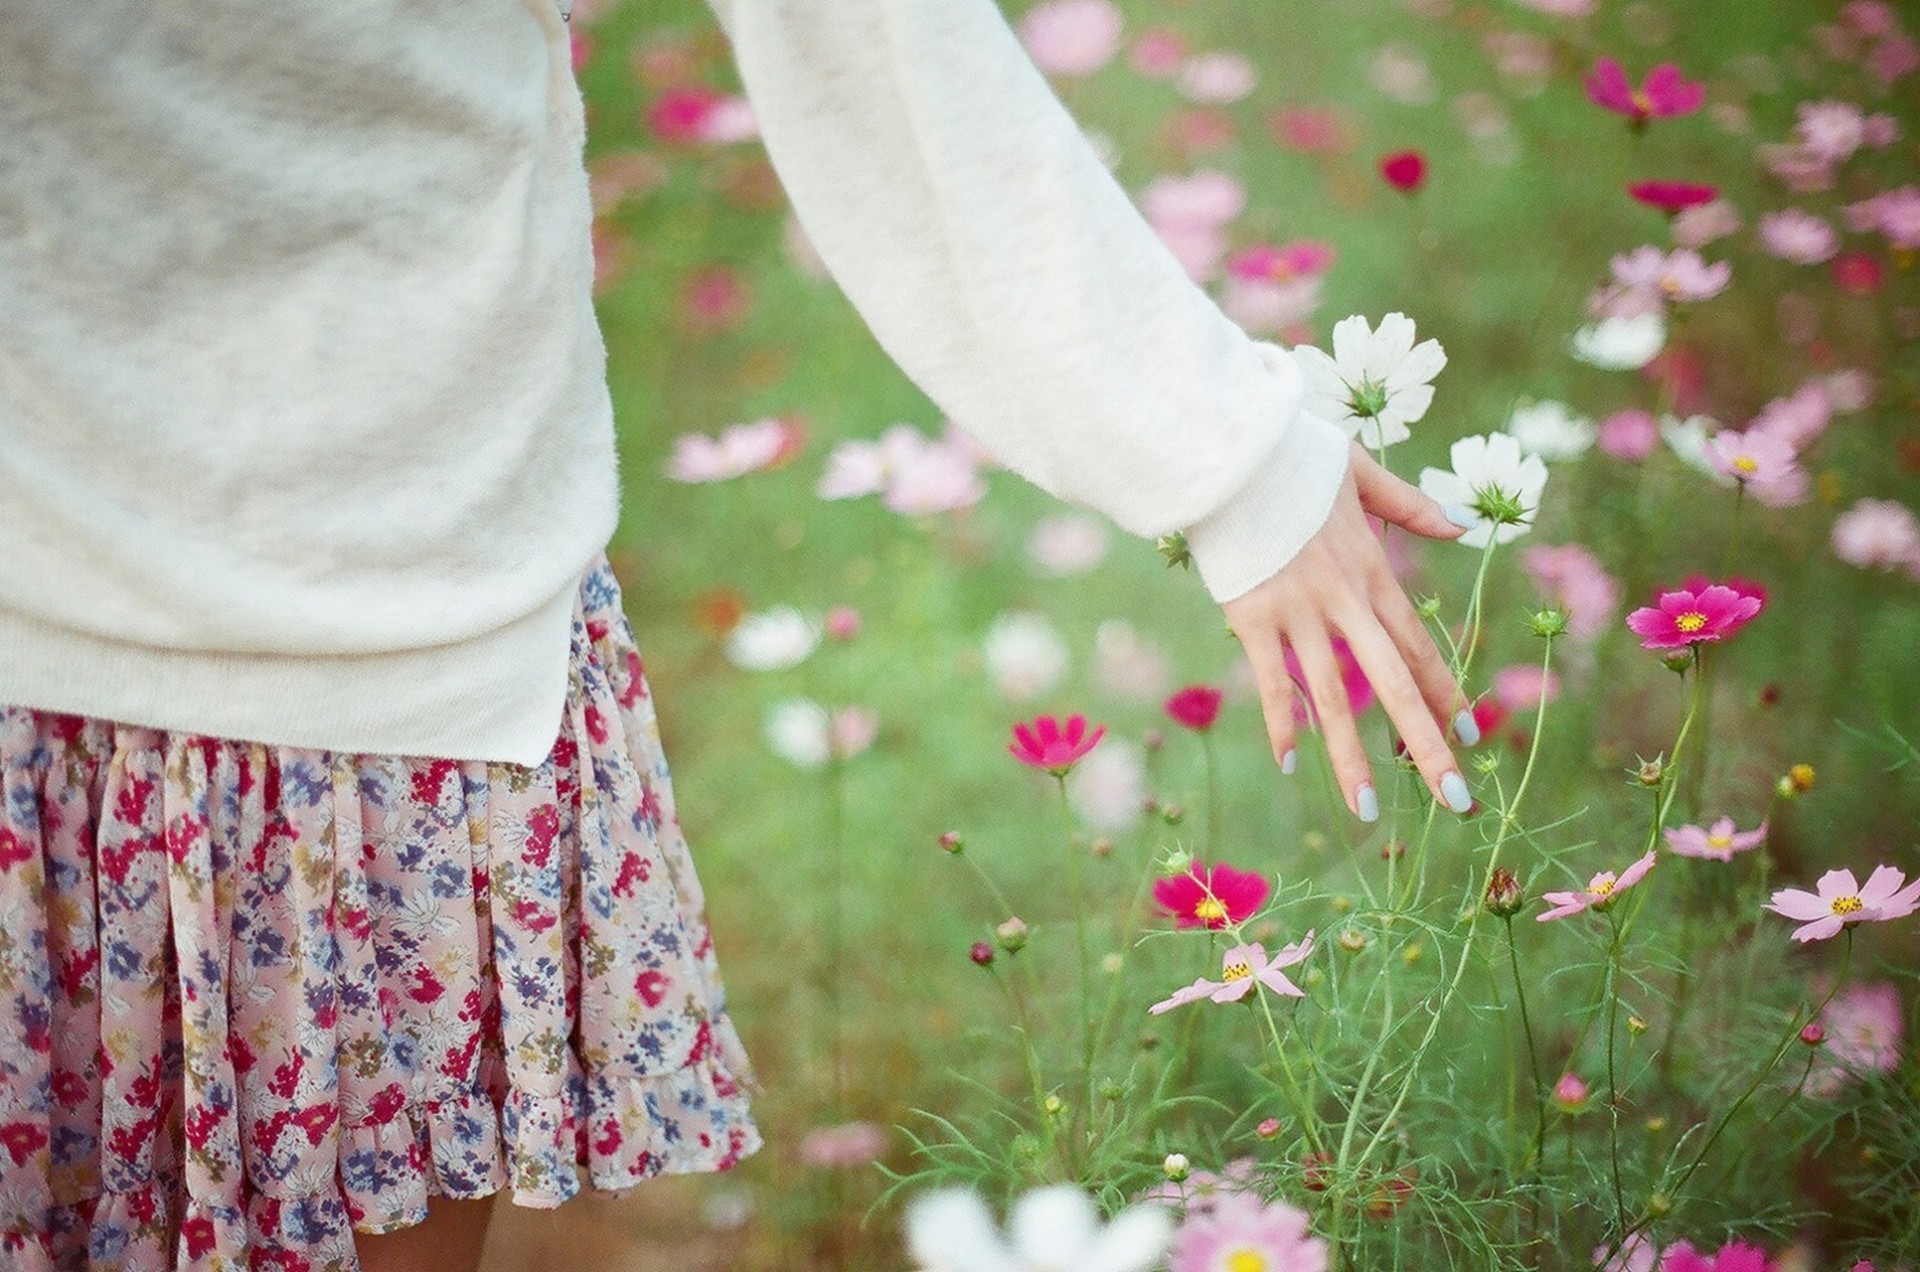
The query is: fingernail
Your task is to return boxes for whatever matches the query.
[1441,771,1472,814]
[1281,748,1297,776]
[1443,504,1478,530]
[1355,783,1379,823]
[1453,709,1481,746]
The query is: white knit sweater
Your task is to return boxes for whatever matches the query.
[0,0,1347,767]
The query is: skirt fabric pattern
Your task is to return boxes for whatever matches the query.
[0,550,760,1270]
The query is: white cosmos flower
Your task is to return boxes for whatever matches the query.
[725,606,822,671]
[1570,311,1666,370]
[1418,433,1549,547]
[906,1185,1172,1272]
[1293,312,1446,450]
[765,697,831,769]
[1067,737,1147,833]
[1505,399,1596,461]
[984,612,1070,702]
[1659,414,1736,486]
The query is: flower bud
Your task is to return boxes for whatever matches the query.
[1012,1134,1041,1161]
[1090,837,1113,859]
[1789,763,1815,793]
[1162,1153,1191,1182]
[1527,607,1569,640]
[1143,728,1166,753]
[1472,752,1501,775]
[1484,867,1524,917]
[1380,839,1406,861]
[1800,1022,1826,1046]
[1646,1192,1672,1217]
[1552,1072,1591,1114]
[1159,847,1194,877]
[1339,929,1367,953]
[969,941,994,967]
[1161,803,1186,825]
[1662,650,1693,675]
[1401,942,1423,966]
[1331,896,1353,914]
[1634,756,1665,788]
[995,917,1029,953]
[1627,1015,1649,1036]
[1256,1118,1282,1140]
[1303,831,1328,853]
[825,606,862,641]
[1042,1094,1066,1117]
[1776,775,1796,799]
[1301,1150,1333,1191]
[1414,594,1443,620]
[1156,532,1193,570]
[1101,952,1124,975]
[1644,1116,1667,1133]
[1100,1080,1126,1101]
[938,831,965,854]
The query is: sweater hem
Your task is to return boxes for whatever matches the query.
[0,575,583,768]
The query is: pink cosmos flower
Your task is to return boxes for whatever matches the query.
[1164,686,1224,732]
[1137,1157,1258,1215]
[1129,28,1189,78]
[1768,866,1920,942]
[1267,106,1352,155]
[1585,59,1705,124]
[1008,714,1106,775]
[1868,32,1920,85]
[1228,242,1336,281]
[1672,200,1742,249]
[1178,52,1258,103]
[1757,209,1840,264]
[646,88,756,145]
[1154,863,1270,930]
[1523,543,1622,642]
[1629,182,1720,215]
[1746,382,1832,450]
[1221,275,1323,338]
[666,418,805,483]
[1493,663,1561,711]
[1832,251,1884,294]
[1661,1239,1774,1272]
[1553,1072,1591,1114]
[1018,0,1124,77]
[1148,934,1316,1014]
[1813,982,1905,1094]
[799,1120,887,1168]
[1168,1192,1329,1272]
[1602,247,1731,316]
[1597,409,1660,462]
[1537,851,1657,921]
[1380,150,1429,193]
[1516,0,1596,14]
[1832,499,1920,570]
[1795,101,1869,163]
[1665,817,1767,862]
[1846,186,1920,250]
[1142,170,1247,281]
[1706,429,1801,489]
[1625,583,1763,650]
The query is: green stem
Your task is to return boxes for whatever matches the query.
[1202,728,1220,859]
[1056,773,1093,1171]
[1505,917,1547,1172]
[1604,912,1628,1246]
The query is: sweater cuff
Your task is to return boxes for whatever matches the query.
[1183,358,1352,604]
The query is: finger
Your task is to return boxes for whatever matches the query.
[1369,566,1477,744]
[1235,625,1300,774]
[1338,606,1472,814]
[1350,443,1472,541]
[1289,617,1377,823]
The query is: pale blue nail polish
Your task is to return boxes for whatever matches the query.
[1453,709,1481,746]
[1443,504,1478,530]
[1355,784,1379,823]
[1441,771,1472,813]
[1281,748,1297,775]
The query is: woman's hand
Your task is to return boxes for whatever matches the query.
[1220,441,1479,822]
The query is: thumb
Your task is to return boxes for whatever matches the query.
[1350,443,1469,541]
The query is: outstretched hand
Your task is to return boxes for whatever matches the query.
[1220,441,1478,823]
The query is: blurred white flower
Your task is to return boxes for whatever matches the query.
[765,698,831,768]
[1067,737,1147,833]
[1570,312,1666,370]
[1659,414,1736,485]
[1368,44,1437,104]
[1505,400,1596,461]
[726,606,822,671]
[985,612,1071,702]
[829,706,880,761]
[1294,313,1446,450]
[818,423,987,514]
[667,418,802,482]
[1027,513,1112,577]
[1093,620,1173,701]
[1177,52,1257,103]
[1418,433,1549,547]
[905,1184,1171,1272]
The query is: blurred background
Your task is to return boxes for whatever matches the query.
[480,0,1919,1266]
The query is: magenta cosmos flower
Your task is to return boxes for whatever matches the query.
[1007,713,1106,775]
[1665,817,1767,862]
[1660,1239,1774,1272]
[1379,149,1427,193]
[1767,866,1920,943]
[1585,59,1705,124]
[1164,685,1224,732]
[1168,1191,1329,1272]
[1148,934,1316,1014]
[1154,863,1270,930]
[1625,583,1763,650]
[1537,850,1657,921]
[1628,181,1720,215]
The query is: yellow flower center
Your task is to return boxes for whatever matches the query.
[1194,897,1228,923]
[1674,611,1708,633]
[1708,833,1732,850]
[1733,456,1758,474]
[1591,878,1616,897]
[1831,895,1863,916]
[1222,961,1252,982]
[1227,1251,1269,1272]
[1631,89,1652,115]
[1659,276,1683,297]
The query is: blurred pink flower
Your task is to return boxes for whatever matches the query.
[1832,499,1920,570]
[1706,429,1803,496]
[1747,383,1831,450]
[666,418,805,483]
[1129,28,1189,78]
[1018,0,1124,76]
[1626,583,1763,649]
[1538,851,1657,921]
[799,1121,887,1168]
[1229,242,1336,281]
[1136,1158,1258,1215]
[1142,170,1246,280]
[646,87,756,145]
[883,442,989,515]
[1596,1232,1659,1272]
[1026,513,1111,576]
[1009,713,1106,775]
[1284,637,1375,725]
[825,606,862,641]
[1821,369,1874,413]
[1672,199,1742,249]
[1768,866,1920,942]
[1585,59,1705,124]
[1484,31,1555,91]
[1597,410,1660,462]
[1600,247,1731,316]
[829,706,880,761]
[1867,32,1919,85]
[1380,150,1429,193]
[1149,935,1315,1013]
[1221,275,1322,336]
[1553,1072,1592,1112]
[1843,1,1898,38]
[1493,663,1560,710]
[1665,817,1767,862]
[1814,982,1905,1093]
[1831,251,1884,294]
[1168,1193,1329,1272]
[1757,209,1839,264]
[1846,186,1920,250]
[1629,181,1720,215]
[679,266,751,331]
[1794,101,1870,163]
[1522,543,1622,642]
[1516,0,1596,14]
[1267,106,1352,154]
[1178,52,1258,103]
[1758,142,1836,195]
[1661,1239,1775,1272]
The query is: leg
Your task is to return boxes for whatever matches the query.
[355,1194,500,1272]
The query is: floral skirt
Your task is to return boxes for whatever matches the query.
[0,550,760,1270]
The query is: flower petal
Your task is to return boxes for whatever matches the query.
[1767,888,1832,921]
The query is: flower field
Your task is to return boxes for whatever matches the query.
[531,0,1920,1267]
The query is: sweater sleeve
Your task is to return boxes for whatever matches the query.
[700,0,1352,604]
